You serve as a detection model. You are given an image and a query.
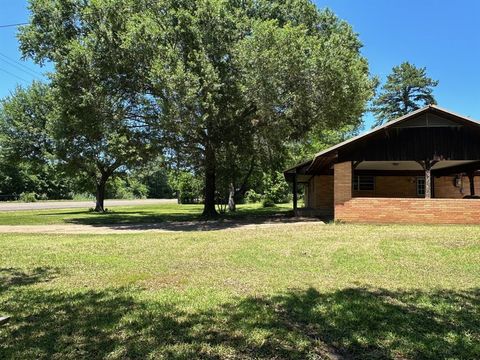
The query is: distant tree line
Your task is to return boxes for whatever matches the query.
[0,0,437,216]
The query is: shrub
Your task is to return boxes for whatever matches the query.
[19,192,37,202]
[72,192,95,201]
[262,196,275,207]
[245,190,262,204]
[262,172,291,204]
[171,171,203,204]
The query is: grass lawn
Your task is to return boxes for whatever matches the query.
[0,203,292,226]
[0,217,479,359]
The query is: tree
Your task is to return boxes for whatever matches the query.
[125,0,374,217]
[371,61,439,126]
[0,82,74,199]
[19,0,160,211]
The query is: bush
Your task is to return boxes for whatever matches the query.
[72,192,95,201]
[171,171,203,204]
[262,172,291,204]
[19,192,37,202]
[262,196,275,208]
[106,177,149,200]
[245,190,262,204]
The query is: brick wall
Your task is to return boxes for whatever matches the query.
[335,197,480,224]
[334,162,352,205]
[435,175,480,198]
[353,176,417,198]
[351,175,480,199]
[306,175,334,216]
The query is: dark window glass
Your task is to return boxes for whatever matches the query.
[353,175,375,191]
[417,177,425,196]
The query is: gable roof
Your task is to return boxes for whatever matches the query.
[285,105,480,174]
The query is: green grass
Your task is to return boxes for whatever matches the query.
[1,221,479,359]
[0,203,291,226]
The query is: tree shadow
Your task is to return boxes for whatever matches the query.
[59,206,313,232]
[1,286,479,359]
[0,267,58,293]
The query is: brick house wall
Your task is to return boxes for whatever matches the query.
[335,198,480,224]
[306,175,334,216]
[349,175,480,198]
[434,176,480,198]
[334,162,352,205]
[302,161,480,223]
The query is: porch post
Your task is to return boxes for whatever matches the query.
[468,172,475,196]
[293,172,298,215]
[419,160,437,199]
[425,166,432,199]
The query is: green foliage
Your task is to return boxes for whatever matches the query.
[14,0,374,215]
[72,192,95,201]
[244,190,262,204]
[261,197,276,208]
[371,61,439,126]
[262,172,291,204]
[19,0,161,211]
[245,172,291,207]
[19,192,37,203]
[106,177,148,200]
[134,159,175,199]
[0,82,74,199]
[170,172,203,204]
[122,0,374,215]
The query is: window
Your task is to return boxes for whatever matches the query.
[353,175,375,191]
[417,177,425,196]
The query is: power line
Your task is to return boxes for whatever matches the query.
[0,52,43,78]
[0,67,29,83]
[0,22,28,29]
[0,57,42,79]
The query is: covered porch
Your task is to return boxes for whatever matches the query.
[285,106,480,224]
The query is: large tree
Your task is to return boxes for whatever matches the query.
[0,82,74,199]
[371,61,439,127]
[125,0,374,216]
[18,0,160,211]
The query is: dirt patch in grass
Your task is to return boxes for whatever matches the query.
[0,218,322,234]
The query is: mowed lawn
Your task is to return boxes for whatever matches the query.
[0,206,479,359]
[0,203,291,226]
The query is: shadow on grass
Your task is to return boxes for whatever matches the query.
[59,206,308,231]
[0,267,58,293]
[1,286,479,359]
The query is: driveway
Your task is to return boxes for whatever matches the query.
[0,199,177,211]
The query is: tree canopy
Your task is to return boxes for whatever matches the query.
[371,61,439,127]
[13,0,374,215]
[123,0,374,216]
[18,0,160,211]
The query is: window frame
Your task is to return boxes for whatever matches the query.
[353,175,375,192]
[416,176,425,197]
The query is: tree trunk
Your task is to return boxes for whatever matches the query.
[94,174,108,212]
[202,146,218,218]
[228,182,236,212]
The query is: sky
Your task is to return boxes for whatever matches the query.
[0,0,479,128]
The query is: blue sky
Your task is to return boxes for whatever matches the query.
[0,0,479,128]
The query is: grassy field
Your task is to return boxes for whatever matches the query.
[0,212,479,359]
[0,203,291,226]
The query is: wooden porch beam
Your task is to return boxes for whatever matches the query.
[432,161,480,177]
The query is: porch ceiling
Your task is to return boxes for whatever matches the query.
[355,160,478,171]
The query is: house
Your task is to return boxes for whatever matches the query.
[284,105,480,224]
